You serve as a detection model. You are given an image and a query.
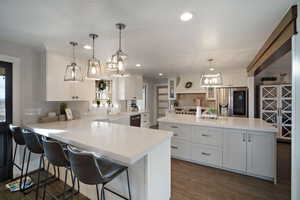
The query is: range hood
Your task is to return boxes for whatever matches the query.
[175,75,207,94]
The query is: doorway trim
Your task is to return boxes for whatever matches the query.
[0,54,21,125]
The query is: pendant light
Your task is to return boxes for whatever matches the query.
[87,33,102,79]
[106,23,127,74]
[200,59,223,87]
[64,42,84,81]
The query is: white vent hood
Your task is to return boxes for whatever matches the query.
[175,74,207,94]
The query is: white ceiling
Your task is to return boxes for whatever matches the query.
[0,0,296,77]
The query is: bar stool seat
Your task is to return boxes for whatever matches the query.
[96,158,127,183]
[67,145,132,200]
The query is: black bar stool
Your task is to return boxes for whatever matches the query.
[21,128,57,199]
[9,124,27,188]
[41,137,79,200]
[67,145,132,200]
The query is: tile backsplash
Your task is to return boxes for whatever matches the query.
[176,93,217,109]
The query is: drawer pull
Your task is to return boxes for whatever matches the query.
[201,134,210,137]
[171,145,178,149]
[171,126,178,129]
[201,152,211,156]
[174,134,179,136]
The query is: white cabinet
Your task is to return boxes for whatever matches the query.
[158,121,276,182]
[206,87,216,100]
[141,112,150,128]
[171,139,191,159]
[44,52,93,101]
[191,144,222,167]
[223,129,275,179]
[118,75,143,100]
[168,78,176,100]
[246,131,275,178]
[223,129,247,172]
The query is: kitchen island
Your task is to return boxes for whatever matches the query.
[158,114,277,183]
[26,116,172,200]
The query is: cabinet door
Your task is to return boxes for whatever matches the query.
[246,131,275,178]
[171,139,191,160]
[168,78,176,100]
[46,53,73,101]
[222,129,247,172]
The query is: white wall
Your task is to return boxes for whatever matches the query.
[0,40,60,124]
[292,3,300,200]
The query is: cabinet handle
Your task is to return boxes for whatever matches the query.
[248,135,251,142]
[171,145,178,149]
[201,152,211,156]
[242,133,246,142]
[173,134,179,136]
[72,96,75,99]
[171,126,178,129]
[201,134,210,137]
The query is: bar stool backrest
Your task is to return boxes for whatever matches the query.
[22,128,44,154]
[9,124,25,145]
[67,145,103,185]
[42,137,69,167]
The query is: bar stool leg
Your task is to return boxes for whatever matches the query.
[63,168,68,200]
[96,184,100,200]
[126,169,132,200]
[12,144,18,167]
[42,162,50,200]
[35,155,44,200]
[22,151,31,192]
[19,147,27,190]
[101,184,106,200]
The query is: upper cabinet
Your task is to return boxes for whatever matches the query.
[43,51,94,102]
[168,78,176,100]
[118,75,143,100]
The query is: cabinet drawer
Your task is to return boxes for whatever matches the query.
[159,123,191,141]
[171,139,191,159]
[192,127,223,147]
[191,144,222,167]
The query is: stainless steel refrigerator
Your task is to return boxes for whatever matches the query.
[216,87,248,117]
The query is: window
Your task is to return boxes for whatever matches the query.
[95,80,112,106]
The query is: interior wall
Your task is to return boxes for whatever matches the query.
[292,3,300,200]
[0,40,60,124]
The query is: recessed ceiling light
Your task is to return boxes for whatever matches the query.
[83,45,92,50]
[158,73,163,76]
[180,12,193,22]
[136,64,142,67]
[209,68,215,71]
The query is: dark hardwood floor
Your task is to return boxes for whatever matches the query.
[0,142,291,200]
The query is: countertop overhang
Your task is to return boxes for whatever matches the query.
[158,115,277,133]
[25,116,172,165]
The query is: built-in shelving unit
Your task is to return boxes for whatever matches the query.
[260,84,292,140]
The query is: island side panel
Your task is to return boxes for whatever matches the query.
[146,138,171,200]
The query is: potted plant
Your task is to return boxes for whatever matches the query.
[96,100,101,107]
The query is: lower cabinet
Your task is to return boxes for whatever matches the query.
[159,122,276,181]
[171,139,191,160]
[246,131,275,178]
[223,129,247,172]
[191,144,222,167]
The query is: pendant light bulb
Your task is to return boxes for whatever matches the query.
[87,33,102,79]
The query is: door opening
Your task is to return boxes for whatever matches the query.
[0,61,13,181]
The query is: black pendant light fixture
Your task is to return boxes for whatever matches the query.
[87,33,102,79]
[64,41,84,81]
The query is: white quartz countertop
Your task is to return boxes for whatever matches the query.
[86,111,147,122]
[158,115,277,133]
[25,116,172,165]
